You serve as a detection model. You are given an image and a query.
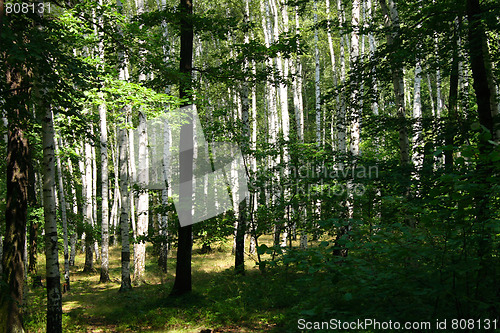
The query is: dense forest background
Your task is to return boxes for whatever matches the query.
[1,0,499,331]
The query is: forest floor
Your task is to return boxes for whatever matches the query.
[24,236,318,332]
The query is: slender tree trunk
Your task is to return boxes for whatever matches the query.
[350,0,361,156]
[96,0,110,283]
[0,117,6,278]
[235,0,252,274]
[367,0,378,115]
[41,107,62,333]
[99,101,110,283]
[171,0,194,296]
[426,72,436,116]
[118,125,132,292]
[446,17,460,171]
[379,0,410,166]
[337,0,347,156]
[435,34,443,117]
[109,125,121,247]
[313,0,321,145]
[412,61,423,173]
[91,135,99,262]
[159,122,171,273]
[26,145,37,276]
[67,154,78,266]
[83,139,94,272]
[134,110,149,284]
[292,6,304,141]
[55,137,70,291]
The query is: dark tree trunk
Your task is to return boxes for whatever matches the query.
[27,146,38,274]
[466,0,496,312]
[27,218,39,275]
[171,0,194,296]
[445,18,461,172]
[467,0,494,135]
[0,66,29,333]
[235,200,246,275]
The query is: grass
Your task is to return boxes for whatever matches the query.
[23,235,321,332]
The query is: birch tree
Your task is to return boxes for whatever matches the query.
[412,61,423,173]
[292,6,304,142]
[350,0,361,156]
[41,107,62,333]
[135,109,149,284]
[336,0,347,157]
[313,0,321,145]
[99,99,110,283]
[83,138,94,271]
[97,0,111,283]
[54,136,70,291]
[118,126,132,292]
[378,0,410,166]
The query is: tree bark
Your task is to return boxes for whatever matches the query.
[99,100,110,283]
[54,137,70,291]
[235,0,252,275]
[378,0,410,166]
[134,110,149,284]
[41,107,62,333]
[313,0,321,146]
[412,61,423,173]
[118,125,132,292]
[350,0,361,156]
[466,0,496,306]
[446,17,460,172]
[0,66,29,333]
[467,0,495,136]
[171,0,194,296]
[83,140,94,272]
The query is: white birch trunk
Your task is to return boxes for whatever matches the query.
[119,125,132,291]
[83,139,94,271]
[134,110,149,284]
[99,101,110,282]
[128,125,137,239]
[435,36,443,116]
[412,61,423,172]
[54,136,70,290]
[426,72,436,116]
[78,145,86,254]
[41,107,62,331]
[379,0,410,165]
[292,6,304,141]
[117,0,132,290]
[326,0,337,80]
[314,0,321,145]
[91,136,99,262]
[67,152,78,266]
[350,0,361,156]
[366,0,378,115]
[337,0,347,155]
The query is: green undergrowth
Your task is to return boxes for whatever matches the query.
[23,236,320,332]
